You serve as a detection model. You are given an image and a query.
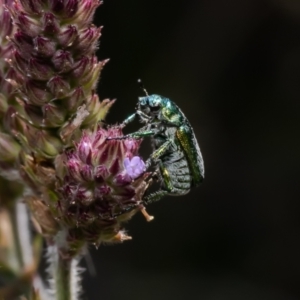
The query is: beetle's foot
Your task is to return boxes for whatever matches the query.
[140,207,154,222]
[119,122,128,129]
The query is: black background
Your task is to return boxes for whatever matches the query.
[82,0,300,299]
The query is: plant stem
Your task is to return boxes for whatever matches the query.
[8,204,23,273]
[56,255,72,300]
[48,244,83,300]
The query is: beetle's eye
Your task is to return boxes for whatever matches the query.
[150,106,160,112]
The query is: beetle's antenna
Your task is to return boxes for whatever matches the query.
[137,79,149,96]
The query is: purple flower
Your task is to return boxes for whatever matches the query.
[57,126,149,250]
[124,156,146,180]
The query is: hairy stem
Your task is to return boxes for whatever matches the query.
[48,245,83,300]
[57,256,72,300]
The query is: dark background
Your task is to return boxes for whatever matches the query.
[83,0,300,299]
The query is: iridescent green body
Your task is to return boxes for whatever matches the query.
[111,94,204,204]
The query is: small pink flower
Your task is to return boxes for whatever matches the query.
[124,156,146,180]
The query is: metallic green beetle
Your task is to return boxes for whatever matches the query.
[110,93,204,205]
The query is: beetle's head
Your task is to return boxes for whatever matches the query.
[137,95,163,122]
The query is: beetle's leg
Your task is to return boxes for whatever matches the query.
[120,113,136,128]
[143,161,173,205]
[107,173,155,219]
[145,139,172,169]
[107,128,156,141]
[136,110,151,121]
[108,203,154,222]
[149,170,160,181]
[143,190,169,205]
[119,110,150,128]
[108,203,141,218]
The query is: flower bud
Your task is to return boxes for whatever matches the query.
[25,195,59,236]
[78,60,103,87]
[49,0,78,18]
[28,58,53,81]
[64,86,85,112]
[77,133,92,163]
[12,30,33,59]
[26,127,61,158]
[47,75,70,98]
[0,133,20,164]
[43,103,66,127]
[83,94,114,126]
[71,0,101,26]
[5,68,23,94]
[0,4,13,38]
[24,103,43,125]
[15,12,40,37]
[49,0,65,14]
[13,50,28,74]
[75,25,102,54]
[19,152,40,190]
[67,157,82,182]
[33,36,56,57]
[3,107,26,135]
[52,50,74,73]
[25,80,52,106]
[42,12,60,35]
[72,56,98,80]
[0,93,8,115]
[19,0,42,14]
[94,165,109,182]
[80,164,93,182]
[58,25,78,48]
